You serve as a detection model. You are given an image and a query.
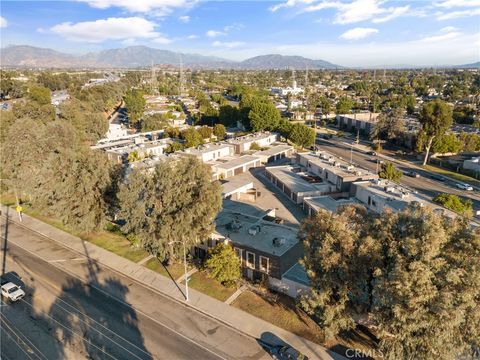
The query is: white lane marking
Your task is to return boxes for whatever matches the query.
[5,239,227,360]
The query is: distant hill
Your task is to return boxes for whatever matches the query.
[0,45,234,69]
[0,45,91,68]
[80,46,233,68]
[0,45,342,70]
[454,61,480,69]
[238,54,341,69]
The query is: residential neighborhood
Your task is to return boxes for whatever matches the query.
[1,1,480,360]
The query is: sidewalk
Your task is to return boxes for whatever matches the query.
[0,204,344,360]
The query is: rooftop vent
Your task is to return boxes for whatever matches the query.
[272,237,286,247]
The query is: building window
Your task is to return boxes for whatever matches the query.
[246,251,255,269]
[234,247,243,261]
[259,256,269,273]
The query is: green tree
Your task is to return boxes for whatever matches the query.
[378,162,402,182]
[118,157,222,261]
[335,97,354,114]
[431,134,463,154]
[213,123,226,140]
[433,193,473,216]
[219,105,239,127]
[164,142,184,153]
[288,123,315,148]
[182,127,204,148]
[300,205,480,359]
[371,108,406,142]
[141,113,168,132]
[248,101,280,131]
[205,243,241,287]
[124,89,146,128]
[419,100,453,165]
[28,85,51,105]
[197,126,213,139]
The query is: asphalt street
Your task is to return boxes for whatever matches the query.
[0,220,271,360]
[316,137,480,210]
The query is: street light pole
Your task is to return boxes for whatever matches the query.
[183,239,189,302]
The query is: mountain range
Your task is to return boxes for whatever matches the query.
[1,45,478,70]
[0,45,340,69]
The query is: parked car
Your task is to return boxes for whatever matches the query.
[1,281,25,302]
[429,174,446,182]
[367,151,377,156]
[270,345,309,360]
[456,183,473,191]
[405,171,420,178]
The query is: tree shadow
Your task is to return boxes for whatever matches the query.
[43,241,153,360]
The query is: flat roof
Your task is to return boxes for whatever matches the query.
[304,195,359,213]
[267,166,331,194]
[221,174,254,196]
[228,132,277,145]
[215,209,298,256]
[283,263,309,286]
[181,142,233,157]
[298,152,378,180]
[354,180,427,212]
[213,155,260,170]
[254,144,293,157]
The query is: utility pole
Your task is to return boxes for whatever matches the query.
[183,239,189,302]
[179,54,184,97]
[151,60,157,95]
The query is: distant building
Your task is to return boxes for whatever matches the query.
[227,132,279,153]
[302,195,359,216]
[296,151,378,192]
[178,142,235,162]
[463,157,480,173]
[336,113,380,135]
[271,80,304,96]
[253,144,294,164]
[106,123,128,141]
[265,165,334,204]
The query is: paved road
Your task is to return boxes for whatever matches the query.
[1,220,271,360]
[316,136,480,209]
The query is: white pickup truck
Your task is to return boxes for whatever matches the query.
[1,281,25,302]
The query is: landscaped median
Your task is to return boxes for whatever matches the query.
[422,164,480,188]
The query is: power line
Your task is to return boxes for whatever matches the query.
[1,315,37,360]
[18,299,119,360]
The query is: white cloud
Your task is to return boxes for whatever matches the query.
[50,17,169,43]
[436,0,480,8]
[340,27,378,40]
[187,34,198,39]
[276,0,413,24]
[0,16,7,28]
[212,41,245,48]
[372,5,410,23]
[78,0,195,16]
[244,32,479,67]
[179,15,190,23]
[420,27,462,42]
[269,0,315,12]
[152,35,173,44]
[206,30,225,38]
[436,8,480,20]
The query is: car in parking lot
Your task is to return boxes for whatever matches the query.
[367,151,377,156]
[456,183,473,191]
[404,171,420,178]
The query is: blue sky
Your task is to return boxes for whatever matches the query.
[1,0,479,66]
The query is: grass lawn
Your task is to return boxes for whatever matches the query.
[185,271,236,302]
[81,231,148,263]
[232,290,379,358]
[422,164,480,187]
[1,194,149,263]
[232,290,325,344]
[144,258,192,280]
